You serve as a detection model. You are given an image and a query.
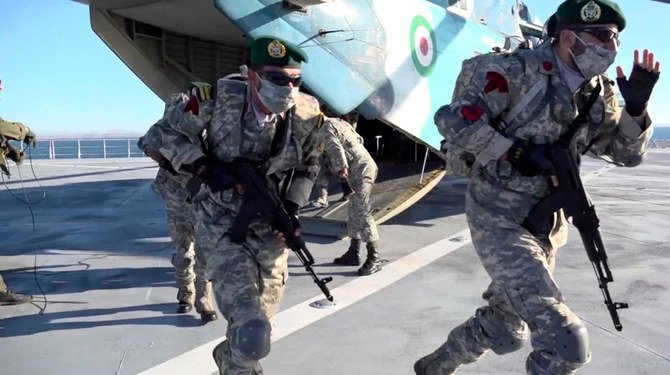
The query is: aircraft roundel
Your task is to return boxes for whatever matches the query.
[410,15,437,77]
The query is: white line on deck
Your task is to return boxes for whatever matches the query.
[139,164,615,374]
[138,228,472,375]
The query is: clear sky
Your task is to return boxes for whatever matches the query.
[0,0,164,137]
[1,0,669,137]
[524,0,670,125]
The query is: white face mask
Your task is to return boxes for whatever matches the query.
[255,73,298,114]
[569,32,617,79]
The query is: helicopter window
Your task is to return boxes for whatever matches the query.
[448,0,467,10]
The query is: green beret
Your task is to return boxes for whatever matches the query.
[249,36,308,67]
[555,0,626,31]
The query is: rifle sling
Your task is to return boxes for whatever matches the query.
[559,81,602,146]
[522,81,602,236]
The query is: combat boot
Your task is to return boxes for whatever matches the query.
[176,284,195,313]
[414,355,458,375]
[212,340,227,374]
[413,345,460,375]
[0,290,32,305]
[357,242,382,276]
[195,279,218,323]
[212,340,262,375]
[312,188,329,208]
[333,239,361,266]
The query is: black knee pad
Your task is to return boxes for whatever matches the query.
[234,318,272,360]
[478,308,528,355]
[623,153,645,167]
[489,333,527,355]
[554,322,591,366]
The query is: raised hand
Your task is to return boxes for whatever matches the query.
[616,49,661,117]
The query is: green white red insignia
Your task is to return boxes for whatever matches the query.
[410,15,437,77]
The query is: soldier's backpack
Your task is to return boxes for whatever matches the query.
[444,47,551,177]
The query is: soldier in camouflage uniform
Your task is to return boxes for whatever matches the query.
[145,36,330,374]
[415,1,661,374]
[0,78,36,305]
[324,117,382,276]
[311,110,359,208]
[138,127,217,323]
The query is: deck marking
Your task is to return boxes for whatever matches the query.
[139,228,472,375]
[582,164,614,183]
[140,165,614,374]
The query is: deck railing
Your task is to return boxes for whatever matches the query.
[9,137,670,161]
[14,138,145,160]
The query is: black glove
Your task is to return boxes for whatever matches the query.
[508,142,556,177]
[5,144,25,165]
[340,177,355,197]
[184,157,236,193]
[617,64,660,117]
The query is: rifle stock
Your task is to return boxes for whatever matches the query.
[524,145,628,331]
[340,177,355,197]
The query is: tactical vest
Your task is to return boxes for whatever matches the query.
[205,79,324,177]
[444,47,605,177]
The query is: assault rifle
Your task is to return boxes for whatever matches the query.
[340,177,355,197]
[224,160,334,302]
[523,82,628,331]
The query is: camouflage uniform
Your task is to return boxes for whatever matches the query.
[157,167,215,316]
[139,126,216,321]
[0,118,34,175]
[151,76,324,374]
[0,118,35,305]
[417,40,652,375]
[312,152,332,207]
[323,118,382,275]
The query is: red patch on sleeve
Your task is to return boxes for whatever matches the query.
[460,105,485,122]
[184,95,200,116]
[542,61,553,71]
[484,71,509,94]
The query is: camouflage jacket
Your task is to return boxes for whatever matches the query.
[149,79,325,208]
[322,118,376,174]
[436,42,651,192]
[0,118,33,142]
[1,117,34,172]
[138,124,191,198]
[435,42,652,238]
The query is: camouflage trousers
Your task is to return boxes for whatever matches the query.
[315,166,331,200]
[195,195,289,375]
[347,163,379,243]
[419,183,587,375]
[316,155,332,199]
[163,187,213,312]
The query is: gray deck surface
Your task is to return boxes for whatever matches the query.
[1,152,669,375]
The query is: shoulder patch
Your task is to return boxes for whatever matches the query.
[484,71,509,94]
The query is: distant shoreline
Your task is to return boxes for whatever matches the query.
[36,134,144,139]
[31,124,670,140]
